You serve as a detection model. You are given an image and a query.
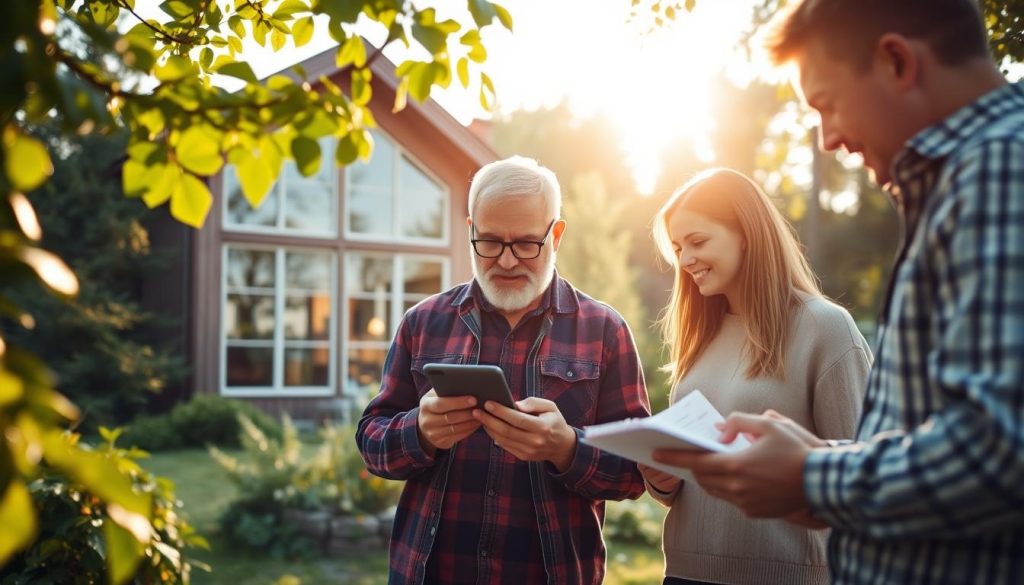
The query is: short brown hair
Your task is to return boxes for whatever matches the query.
[763,0,990,70]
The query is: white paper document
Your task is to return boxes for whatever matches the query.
[581,390,751,481]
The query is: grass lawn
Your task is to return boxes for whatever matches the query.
[144,449,663,585]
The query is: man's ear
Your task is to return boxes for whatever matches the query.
[551,219,567,251]
[877,33,918,90]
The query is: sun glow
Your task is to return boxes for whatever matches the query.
[451,0,761,195]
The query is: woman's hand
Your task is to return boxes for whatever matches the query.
[638,463,682,496]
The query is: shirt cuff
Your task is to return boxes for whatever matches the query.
[547,427,597,487]
[400,407,436,467]
[803,444,864,530]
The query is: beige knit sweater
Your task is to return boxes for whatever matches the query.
[650,295,871,585]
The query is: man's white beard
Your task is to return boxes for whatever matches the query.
[472,252,556,313]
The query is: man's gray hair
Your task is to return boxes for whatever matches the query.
[468,155,561,219]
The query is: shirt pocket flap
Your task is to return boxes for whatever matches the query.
[539,358,599,383]
[411,353,466,374]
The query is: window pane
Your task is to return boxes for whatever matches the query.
[347,347,387,394]
[348,187,392,236]
[227,249,275,289]
[284,165,335,233]
[398,158,444,239]
[225,294,275,339]
[348,133,393,189]
[285,251,331,290]
[346,256,393,294]
[284,294,331,340]
[349,298,391,341]
[227,346,273,386]
[284,346,330,386]
[404,259,443,295]
[225,169,278,227]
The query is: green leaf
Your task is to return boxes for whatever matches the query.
[170,172,213,228]
[293,16,314,47]
[233,137,282,207]
[457,57,469,88]
[154,55,192,82]
[270,29,287,51]
[336,35,366,68]
[315,0,361,23]
[0,368,24,407]
[412,23,447,56]
[85,0,119,28]
[479,71,495,111]
[290,136,321,177]
[351,67,371,105]
[467,0,497,28]
[275,0,308,18]
[493,3,513,30]
[228,14,245,37]
[216,61,258,83]
[103,513,146,585]
[141,164,177,208]
[159,0,193,19]
[0,481,37,566]
[176,126,223,176]
[3,126,53,191]
[334,132,359,165]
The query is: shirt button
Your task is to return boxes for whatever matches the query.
[481,550,489,557]
[487,489,495,497]
[567,371,574,378]
[430,526,436,535]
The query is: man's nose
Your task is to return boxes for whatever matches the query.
[497,246,519,269]
[819,121,842,152]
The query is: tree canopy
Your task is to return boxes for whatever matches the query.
[0,0,509,577]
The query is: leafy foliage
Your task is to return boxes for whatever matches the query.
[1,0,508,575]
[0,428,208,584]
[125,395,283,452]
[210,415,400,555]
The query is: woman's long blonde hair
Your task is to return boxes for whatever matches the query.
[652,168,821,389]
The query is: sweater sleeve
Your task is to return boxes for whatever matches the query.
[811,345,870,441]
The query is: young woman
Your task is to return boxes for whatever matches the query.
[644,168,871,585]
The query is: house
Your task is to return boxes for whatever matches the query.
[144,47,496,421]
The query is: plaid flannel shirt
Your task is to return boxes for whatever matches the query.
[804,81,1024,584]
[356,274,650,585]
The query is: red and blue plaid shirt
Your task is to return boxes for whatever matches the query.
[356,274,650,584]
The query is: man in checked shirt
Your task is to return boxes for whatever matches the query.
[356,155,651,585]
[653,1,1024,584]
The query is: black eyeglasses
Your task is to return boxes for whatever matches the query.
[471,219,556,259]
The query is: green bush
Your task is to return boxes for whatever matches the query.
[0,429,208,584]
[210,415,402,556]
[603,495,666,547]
[124,395,282,451]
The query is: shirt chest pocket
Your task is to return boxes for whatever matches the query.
[539,357,600,427]
[411,353,466,395]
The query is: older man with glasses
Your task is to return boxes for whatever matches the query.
[357,155,651,585]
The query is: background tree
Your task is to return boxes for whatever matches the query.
[0,0,509,575]
[6,125,188,431]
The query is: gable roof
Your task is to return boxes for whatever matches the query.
[285,43,497,168]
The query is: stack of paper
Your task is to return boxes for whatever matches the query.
[582,390,750,480]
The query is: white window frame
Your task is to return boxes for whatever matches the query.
[220,244,338,397]
[343,129,451,247]
[222,138,339,239]
[341,251,450,397]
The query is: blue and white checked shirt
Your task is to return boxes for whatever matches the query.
[804,81,1024,584]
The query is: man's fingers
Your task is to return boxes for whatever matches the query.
[422,391,477,414]
[513,396,555,414]
[482,400,544,431]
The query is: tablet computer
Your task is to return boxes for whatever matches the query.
[423,363,516,409]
